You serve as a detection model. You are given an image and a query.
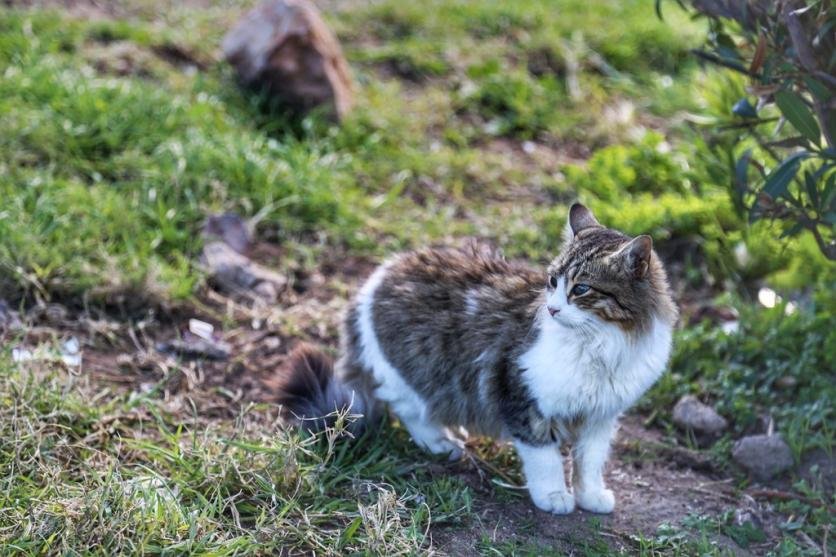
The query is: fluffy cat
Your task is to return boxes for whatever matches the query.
[274,203,678,514]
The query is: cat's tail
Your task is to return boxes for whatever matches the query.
[267,343,369,433]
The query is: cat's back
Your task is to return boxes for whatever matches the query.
[372,244,542,329]
[341,244,543,429]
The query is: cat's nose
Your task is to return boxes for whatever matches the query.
[547,306,560,317]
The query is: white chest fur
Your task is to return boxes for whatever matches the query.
[519,310,673,422]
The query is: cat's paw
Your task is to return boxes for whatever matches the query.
[575,487,615,514]
[531,490,575,515]
[418,437,464,460]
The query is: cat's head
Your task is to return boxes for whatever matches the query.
[543,203,677,333]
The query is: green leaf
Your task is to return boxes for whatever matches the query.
[780,222,804,238]
[803,76,832,101]
[338,516,363,548]
[804,171,819,208]
[735,150,752,190]
[762,152,810,199]
[824,172,836,214]
[774,90,821,146]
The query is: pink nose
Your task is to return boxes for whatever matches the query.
[548,306,559,317]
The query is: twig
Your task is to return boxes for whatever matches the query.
[688,485,739,504]
[782,0,835,148]
[748,488,836,513]
[796,212,836,261]
[798,529,822,554]
[691,49,753,76]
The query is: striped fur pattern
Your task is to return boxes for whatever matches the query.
[273,204,678,514]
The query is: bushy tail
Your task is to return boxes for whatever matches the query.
[267,343,366,432]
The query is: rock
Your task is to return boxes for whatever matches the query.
[732,434,795,481]
[156,336,231,361]
[27,303,69,326]
[188,318,215,341]
[774,376,798,390]
[672,395,728,435]
[222,0,353,120]
[60,337,82,367]
[203,213,252,255]
[202,241,287,302]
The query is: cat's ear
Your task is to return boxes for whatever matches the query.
[616,235,652,279]
[567,203,601,238]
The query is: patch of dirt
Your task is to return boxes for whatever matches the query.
[2,241,373,414]
[433,417,783,555]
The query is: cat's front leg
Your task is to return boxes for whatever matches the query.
[572,418,617,513]
[514,440,575,514]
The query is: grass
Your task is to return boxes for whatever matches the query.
[0,0,834,554]
[0,1,706,304]
[649,298,835,458]
[0,10,363,304]
[0,353,475,554]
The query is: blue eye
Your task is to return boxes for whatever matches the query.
[571,283,591,296]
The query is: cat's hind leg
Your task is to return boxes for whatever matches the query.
[353,261,462,458]
[390,395,464,459]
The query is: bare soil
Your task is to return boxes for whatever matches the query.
[433,416,772,555]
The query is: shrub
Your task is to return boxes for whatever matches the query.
[663,0,835,260]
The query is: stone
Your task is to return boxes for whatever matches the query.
[202,241,287,302]
[732,434,795,481]
[203,213,252,255]
[672,395,728,435]
[156,336,231,361]
[222,0,353,120]
[774,376,798,390]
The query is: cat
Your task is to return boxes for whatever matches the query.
[274,203,678,514]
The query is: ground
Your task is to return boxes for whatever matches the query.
[1,0,834,555]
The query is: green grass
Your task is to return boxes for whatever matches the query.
[0,1,707,304]
[0,352,474,554]
[649,298,835,458]
[0,11,364,304]
[1,0,834,554]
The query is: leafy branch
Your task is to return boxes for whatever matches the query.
[663,0,835,259]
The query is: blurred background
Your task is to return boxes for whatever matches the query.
[0,0,833,554]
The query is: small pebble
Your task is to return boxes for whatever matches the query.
[732,433,794,481]
[672,394,728,435]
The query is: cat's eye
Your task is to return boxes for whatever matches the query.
[571,283,591,296]
[548,275,558,289]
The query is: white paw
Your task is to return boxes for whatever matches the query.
[575,487,615,514]
[416,437,463,460]
[531,490,575,515]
